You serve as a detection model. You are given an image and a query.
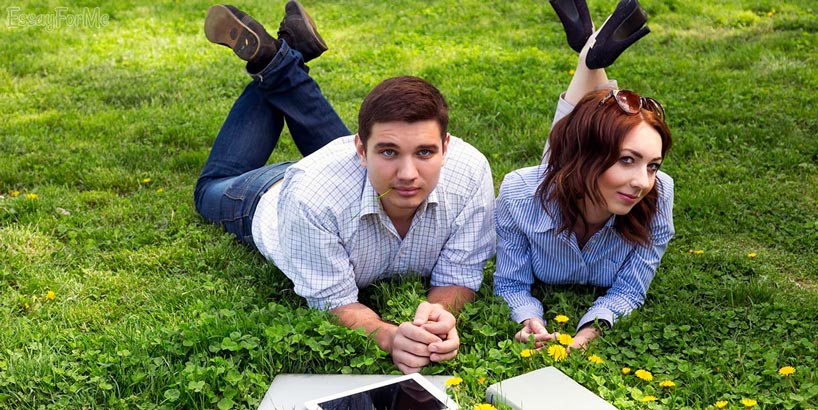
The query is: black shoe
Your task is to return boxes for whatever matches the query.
[549,0,593,53]
[585,0,650,69]
[277,0,328,63]
[205,5,278,62]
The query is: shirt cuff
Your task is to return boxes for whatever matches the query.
[511,304,544,325]
[578,308,616,331]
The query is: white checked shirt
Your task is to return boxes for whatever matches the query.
[252,135,496,311]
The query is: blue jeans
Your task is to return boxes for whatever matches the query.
[194,41,351,248]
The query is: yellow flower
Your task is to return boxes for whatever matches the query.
[554,315,570,324]
[10,190,20,197]
[635,369,653,381]
[46,291,55,300]
[26,193,39,200]
[557,333,575,346]
[588,355,604,364]
[693,249,704,254]
[520,349,536,358]
[741,399,757,407]
[714,401,728,408]
[155,188,164,193]
[547,344,567,361]
[445,377,463,387]
[659,380,676,388]
[621,367,631,375]
[568,69,575,76]
[477,377,486,385]
[747,252,757,258]
[142,178,151,183]
[641,395,658,402]
[778,366,795,376]
[474,404,496,410]
[24,303,30,310]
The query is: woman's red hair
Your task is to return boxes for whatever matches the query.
[537,89,672,245]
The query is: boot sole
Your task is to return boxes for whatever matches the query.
[204,5,260,61]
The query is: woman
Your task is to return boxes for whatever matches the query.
[494,0,673,350]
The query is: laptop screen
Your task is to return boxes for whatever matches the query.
[315,378,447,410]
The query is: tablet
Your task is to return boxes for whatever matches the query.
[303,373,458,410]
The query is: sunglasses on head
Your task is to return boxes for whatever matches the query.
[599,89,666,121]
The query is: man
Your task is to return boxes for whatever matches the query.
[194,1,495,374]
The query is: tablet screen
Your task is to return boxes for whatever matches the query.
[315,378,447,410]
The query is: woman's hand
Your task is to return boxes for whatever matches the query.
[515,318,555,348]
[567,325,601,352]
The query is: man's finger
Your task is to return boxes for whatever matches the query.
[412,301,434,326]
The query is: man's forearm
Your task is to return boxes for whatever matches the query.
[330,302,397,353]
[427,285,475,315]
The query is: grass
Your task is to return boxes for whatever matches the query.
[1,0,817,408]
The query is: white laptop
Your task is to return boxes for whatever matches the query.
[486,367,617,410]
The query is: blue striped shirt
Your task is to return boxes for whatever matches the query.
[253,135,496,311]
[493,164,675,330]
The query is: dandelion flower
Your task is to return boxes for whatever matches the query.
[445,377,463,387]
[714,401,728,408]
[741,399,757,407]
[46,291,55,300]
[24,303,30,310]
[588,355,604,364]
[547,344,567,361]
[641,395,658,402]
[477,377,486,385]
[635,369,653,381]
[659,380,676,388]
[692,249,704,254]
[568,69,575,76]
[778,366,795,376]
[474,404,496,410]
[10,190,20,197]
[747,252,757,258]
[557,333,575,346]
[621,367,631,375]
[520,349,536,358]
[26,193,39,200]
[554,315,569,324]
[156,188,164,193]
[142,178,151,183]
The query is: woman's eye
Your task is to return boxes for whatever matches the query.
[620,156,634,164]
[648,163,662,172]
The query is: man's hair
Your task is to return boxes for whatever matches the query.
[537,88,673,245]
[357,76,449,146]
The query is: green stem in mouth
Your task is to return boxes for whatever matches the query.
[376,188,393,200]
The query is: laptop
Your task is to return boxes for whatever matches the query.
[257,374,454,410]
[486,367,617,410]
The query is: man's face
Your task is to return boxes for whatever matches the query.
[356,120,449,222]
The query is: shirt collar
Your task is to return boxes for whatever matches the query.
[357,177,439,219]
[532,197,616,233]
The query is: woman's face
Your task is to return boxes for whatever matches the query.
[585,122,664,223]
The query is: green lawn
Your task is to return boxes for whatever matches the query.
[2,0,817,408]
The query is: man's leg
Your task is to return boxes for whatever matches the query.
[194,3,348,245]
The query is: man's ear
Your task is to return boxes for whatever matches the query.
[442,133,451,157]
[354,134,367,167]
